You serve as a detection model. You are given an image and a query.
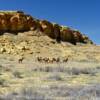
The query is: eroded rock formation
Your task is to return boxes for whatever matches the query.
[60,27,76,44]
[0,11,93,44]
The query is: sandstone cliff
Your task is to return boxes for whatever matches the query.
[0,11,100,100]
[0,11,93,45]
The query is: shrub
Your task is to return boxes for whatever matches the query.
[13,71,23,78]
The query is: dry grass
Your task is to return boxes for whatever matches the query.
[0,60,100,98]
[0,84,100,100]
[0,33,100,99]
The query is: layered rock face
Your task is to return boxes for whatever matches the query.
[0,11,93,44]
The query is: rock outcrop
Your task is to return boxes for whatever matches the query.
[0,10,93,44]
[60,27,76,44]
[73,30,84,43]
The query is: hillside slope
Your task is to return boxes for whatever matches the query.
[0,11,99,100]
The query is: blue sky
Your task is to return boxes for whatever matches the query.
[0,0,100,44]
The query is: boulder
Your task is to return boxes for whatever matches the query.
[73,30,84,43]
[10,13,27,32]
[5,14,13,31]
[40,20,54,38]
[0,47,6,53]
[35,20,43,31]
[53,24,61,42]
[0,13,8,32]
[82,34,93,44]
[26,15,37,31]
[60,26,76,44]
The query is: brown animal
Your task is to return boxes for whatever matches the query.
[63,58,68,63]
[18,56,24,63]
[47,57,54,63]
[43,57,49,63]
[37,57,43,62]
[51,57,59,63]
[56,57,60,63]
[37,57,60,63]
[52,58,56,63]
[49,57,56,63]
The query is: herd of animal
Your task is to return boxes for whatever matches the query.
[0,11,93,45]
[17,56,68,64]
[37,57,68,63]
